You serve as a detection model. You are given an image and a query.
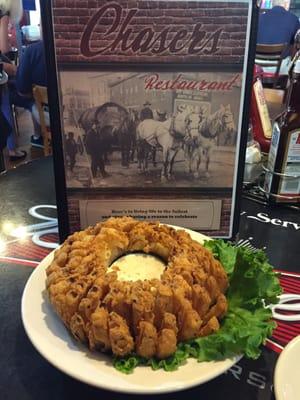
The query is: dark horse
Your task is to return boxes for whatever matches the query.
[79,103,136,168]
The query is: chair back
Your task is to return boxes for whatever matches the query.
[33,85,51,156]
[255,43,289,88]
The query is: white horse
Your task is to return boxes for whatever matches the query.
[136,117,186,181]
[185,105,236,178]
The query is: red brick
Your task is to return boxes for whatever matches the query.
[53,1,248,64]
[230,32,246,40]
[79,16,90,24]
[54,0,66,7]
[75,0,88,7]
[88,0,98,7]
[57,17,79,24]
[232,48,244,55]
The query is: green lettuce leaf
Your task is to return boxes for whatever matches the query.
[150,348,189,371]
[113,240,282,374]
[203,239,237,276]
[113,356,144,374]
[228,248,282,308]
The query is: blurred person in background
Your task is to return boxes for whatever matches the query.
[0,0,26,161]
[1,12,47,152]
[15,38,48,148]
[0,0,22,52]
[257,0,300,57]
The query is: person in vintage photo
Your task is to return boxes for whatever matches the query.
[140,101,154,121]
[65,131,78,172]
[85,123,110,179]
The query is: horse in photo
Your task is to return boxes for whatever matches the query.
[79,103,137,168]
[94,102,132,167]
[127,108,140,164]
[136,116,186,181]
[136,109,166,172]
[185,104,236,178]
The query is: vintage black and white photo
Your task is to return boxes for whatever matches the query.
[59,70,242,189]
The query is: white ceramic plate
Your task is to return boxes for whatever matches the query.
[274,335,300,400]
[21,227,240,394]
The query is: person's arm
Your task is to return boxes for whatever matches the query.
[296,16,300,32]
[0,14,10,54]
[3,61,16,76]
[291,15,300,44]
[16,46,33,97]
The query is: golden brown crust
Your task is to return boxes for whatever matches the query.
[108,312,134,356]
[136,321,157,358]
[46,217,228,359]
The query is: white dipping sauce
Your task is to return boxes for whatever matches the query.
[109,253,165,282]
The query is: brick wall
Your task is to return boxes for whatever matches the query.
[67,191,233,237]
[68,197,81,233]
[52,0,248,64]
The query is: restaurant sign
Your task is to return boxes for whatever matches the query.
[41,0,258,240]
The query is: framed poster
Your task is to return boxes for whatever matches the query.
[41,0,258,241]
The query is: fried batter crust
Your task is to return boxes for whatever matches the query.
[46,217,228,359]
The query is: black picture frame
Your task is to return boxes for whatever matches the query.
[41,0,259,243]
